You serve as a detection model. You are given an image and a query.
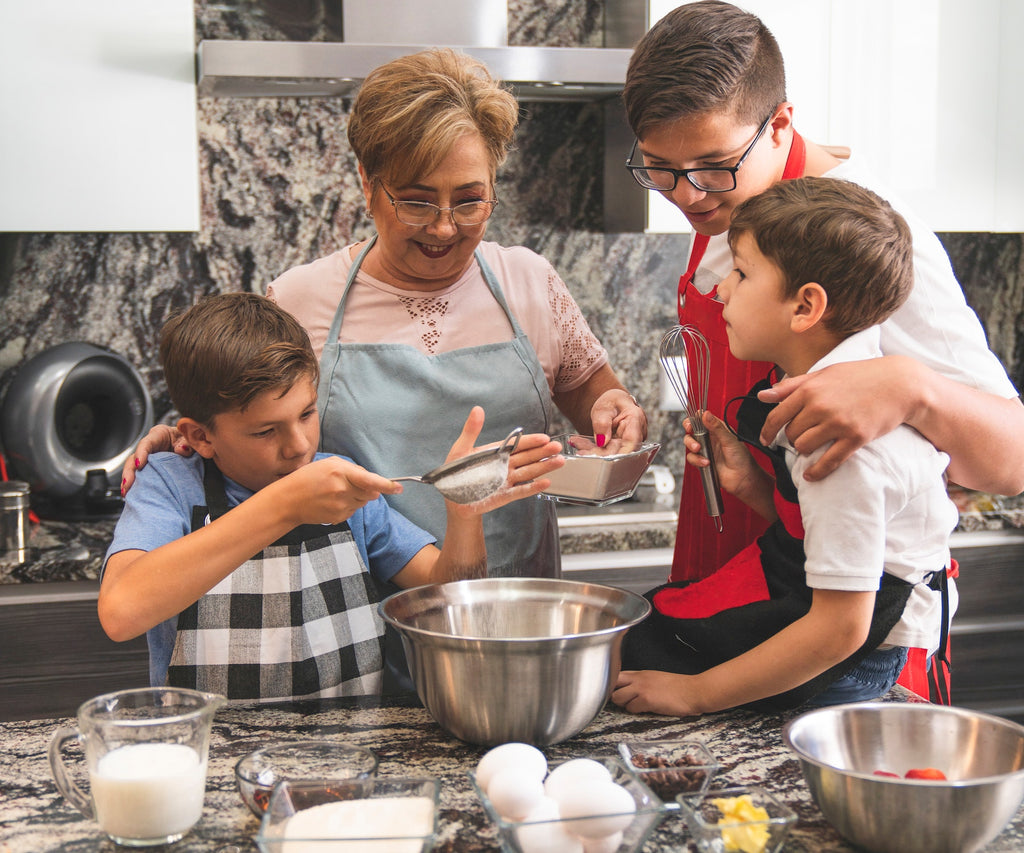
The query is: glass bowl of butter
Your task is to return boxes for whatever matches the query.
[676,785,796,853]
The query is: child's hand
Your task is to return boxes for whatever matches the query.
[612,669,704,717]
[287,456,400,525]
[685,411,757,498]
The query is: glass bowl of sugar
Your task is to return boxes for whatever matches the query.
[254,776,439,852]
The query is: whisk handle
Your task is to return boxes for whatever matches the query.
[691,421,724,533]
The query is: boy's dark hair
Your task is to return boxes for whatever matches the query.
[160,293,319,425]
[623,0,785,139]
[728,176,914,338]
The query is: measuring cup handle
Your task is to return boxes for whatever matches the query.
[48,726,95,819]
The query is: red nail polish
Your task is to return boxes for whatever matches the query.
[596,434,606,448]
[134,457,140,468]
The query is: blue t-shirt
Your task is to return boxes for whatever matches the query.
[104,452,435,686]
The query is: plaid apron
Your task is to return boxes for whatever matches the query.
[165,461,385,701]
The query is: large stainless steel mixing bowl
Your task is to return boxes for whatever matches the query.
[379,577,651,746]
[783,702,1024,853]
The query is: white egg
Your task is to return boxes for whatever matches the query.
[543,758,613,801]
[582,831,624,853]
[487,766,546,821]
[522,796,561,823]
[475,742,548,791]
[556,779,637,839]
[514,818,584,853]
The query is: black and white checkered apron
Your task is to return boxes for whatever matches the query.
[165,461,386,701]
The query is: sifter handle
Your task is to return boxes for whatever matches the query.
[691,419,724,533]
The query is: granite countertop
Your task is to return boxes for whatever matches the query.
[5,689,1022,853]
[2,487,1022,587]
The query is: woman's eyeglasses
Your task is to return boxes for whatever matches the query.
[379,185,498,226]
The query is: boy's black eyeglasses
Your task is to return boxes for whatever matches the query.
[625,111,776,193]
[379,185,498,226]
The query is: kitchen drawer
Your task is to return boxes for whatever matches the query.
[0,581,149,722]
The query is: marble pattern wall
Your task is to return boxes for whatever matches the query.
[0,0,1021,482]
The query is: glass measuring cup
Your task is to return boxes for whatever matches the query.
[49,687,225,847]
[391,427,523,504]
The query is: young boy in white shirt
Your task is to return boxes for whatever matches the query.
[614,177,958,715]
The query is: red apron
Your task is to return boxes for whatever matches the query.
[670,132,807,583]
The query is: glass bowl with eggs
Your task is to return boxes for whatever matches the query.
[469,742,668,853]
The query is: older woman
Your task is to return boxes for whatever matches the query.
[126,48,645,579]
[266,48,646,578]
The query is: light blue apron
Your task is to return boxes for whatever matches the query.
[317,236,560,579]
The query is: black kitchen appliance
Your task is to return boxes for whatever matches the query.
[0,343,154,520]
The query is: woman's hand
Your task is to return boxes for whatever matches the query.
[120,424,190,496]
[591,388,648,446]
[442,407,565,516]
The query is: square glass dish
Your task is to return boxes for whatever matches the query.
[541,434,661,506]
[235,741,379,816]
[470,756,667,853]
[254,776,439,852]
[617,739,720,806]
[676,785,796,853]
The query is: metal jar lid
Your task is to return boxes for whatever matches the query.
[0,481,31,510]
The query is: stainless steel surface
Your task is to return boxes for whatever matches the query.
[541,434,660,506]
[343,0,507,46]
[197,41,632,101]
[659,326,724,531]
[390,427,521,504]
[783,702,1024,853]
[379,577,651,746]
[0,481,30,563]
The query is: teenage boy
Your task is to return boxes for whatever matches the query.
[613,177,958,715]
[622,0,1021,699]
[98,293,562,702]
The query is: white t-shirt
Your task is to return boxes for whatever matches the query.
[689,156,1019,399]
[772,327,959,654]
[267,240,609,395]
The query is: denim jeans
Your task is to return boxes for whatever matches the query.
[808,645,910,707]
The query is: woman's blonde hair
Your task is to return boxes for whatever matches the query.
[347,48,519,187]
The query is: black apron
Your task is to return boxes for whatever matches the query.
[166,460,386,701]
[622,380,914,712]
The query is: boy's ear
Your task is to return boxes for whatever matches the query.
[790,282,828,333]
[177,417,216,459]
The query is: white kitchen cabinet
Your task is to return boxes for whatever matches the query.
[0,0,199,232]
[645,0,1022,233]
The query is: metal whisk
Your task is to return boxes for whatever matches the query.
[659,325,724,532]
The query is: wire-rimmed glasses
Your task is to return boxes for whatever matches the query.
[379,185,498,226]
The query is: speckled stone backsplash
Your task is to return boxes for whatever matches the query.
[0,0,1021,481]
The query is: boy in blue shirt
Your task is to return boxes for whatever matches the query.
[99,292,562,701]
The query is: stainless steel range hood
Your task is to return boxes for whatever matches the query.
[196,41,632,102]
[195,0,641,102]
